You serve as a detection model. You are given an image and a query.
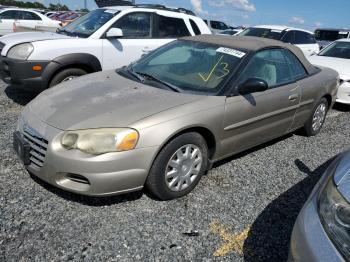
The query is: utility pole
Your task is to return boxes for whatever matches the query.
[84,0,87,9]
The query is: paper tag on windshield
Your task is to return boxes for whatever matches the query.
[271,29,282,33]
[217,47,246,58]
[105,9,119,14]
[339,31,348,35]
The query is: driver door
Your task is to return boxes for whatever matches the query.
[102,11,165,69]
[221,48,301,157]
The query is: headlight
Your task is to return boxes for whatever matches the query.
[61,128,139,155]
[319,177,350,258]
[7,43,34,60]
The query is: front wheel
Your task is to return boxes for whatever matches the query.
[145,132,208,200]
[303,98,329,136]
[49,68,87,88]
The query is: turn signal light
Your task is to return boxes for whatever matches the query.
[32,65,42,71]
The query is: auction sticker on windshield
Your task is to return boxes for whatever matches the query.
[216,47,246,58]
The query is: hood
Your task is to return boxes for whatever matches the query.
[308,55,350,80]
[0,32,70,56]
[26,70,204,130]
[334,150,350,203]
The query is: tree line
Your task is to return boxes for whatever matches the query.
[0,0,71,11]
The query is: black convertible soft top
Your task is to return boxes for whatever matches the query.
[181,35,319,75]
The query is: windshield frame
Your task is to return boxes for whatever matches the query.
[118,40,249,96]
[239,27,285,41]
[318,41,350,59]
[57,8,119,38]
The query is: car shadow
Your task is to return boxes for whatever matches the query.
[212,133,293,168]
[242,157,335,262]
[29,173,144,206]
[4,85,38,106]
[333,102,350,112]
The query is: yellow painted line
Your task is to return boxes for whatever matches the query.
[210,220,251,257]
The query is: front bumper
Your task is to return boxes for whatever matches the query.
[289,160,344,262]
[17,111,159,196]
[0,56,56,92]
[336,82,350,105]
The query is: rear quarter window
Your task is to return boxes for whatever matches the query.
[190,19,201,35]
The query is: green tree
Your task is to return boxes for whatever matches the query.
[48,3,69,11]
[0,0,47,9]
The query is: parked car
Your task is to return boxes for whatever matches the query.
[239,25,320,56]
[308,39,350,105]
[290,150,350,261]
[0,8,61,35]
[0,5,210,92]
[14,35,339,200]
[45,11,59,17]
[203,19,230,34]
[52,11,82,27]
[219,28,243,36]
[315,28,350,49]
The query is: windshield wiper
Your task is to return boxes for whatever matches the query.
[135,71,182,93]
[126,66,144,82]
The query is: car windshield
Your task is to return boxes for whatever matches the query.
[57,9,118,38]
[319,41,350,59]
[239,27,283,40]
[129,40,246,94]
[315,30,349,41]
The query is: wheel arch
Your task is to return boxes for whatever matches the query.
[43,53,102,88]
[149,125,217,171]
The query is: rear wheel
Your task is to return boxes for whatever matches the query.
[145,132,208,200]
[49,68,87,88]
[303,98,329,136]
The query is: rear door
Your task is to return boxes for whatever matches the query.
[0,10,19,35]
[16,11,43,30]
[221,48,300,156]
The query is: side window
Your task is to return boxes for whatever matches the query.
[239,49,294,89]
[294,31,316,44]
[20,11,42,21]
[0,10,18,19]
[283,49,307,79]
[111,12,151,39]
[190,19,201,35]
[210,21,228,30]
[156,15,190,38]
[281,31,294,44]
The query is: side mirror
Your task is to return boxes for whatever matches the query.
[238,78,268,95]
[106,28,123,38]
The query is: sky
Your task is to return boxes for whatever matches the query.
[29,0,349,30]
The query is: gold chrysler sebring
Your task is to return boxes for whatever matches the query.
[14,36,339,200]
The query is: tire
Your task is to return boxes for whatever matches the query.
[145,132,208,200]
[49,68,87,88]
[303,97,329,136]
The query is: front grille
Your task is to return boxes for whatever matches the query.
[22,127,48,168]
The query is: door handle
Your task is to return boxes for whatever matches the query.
[289,94,299,101]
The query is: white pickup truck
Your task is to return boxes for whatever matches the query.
[0,5,211,92]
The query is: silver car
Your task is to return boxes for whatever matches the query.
[290,150,350,261]
[14,35,339,200]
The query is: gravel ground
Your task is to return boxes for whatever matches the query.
[0,81,349,262]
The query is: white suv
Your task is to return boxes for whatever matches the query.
[239,25,320,56]
[0,5,211,92]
